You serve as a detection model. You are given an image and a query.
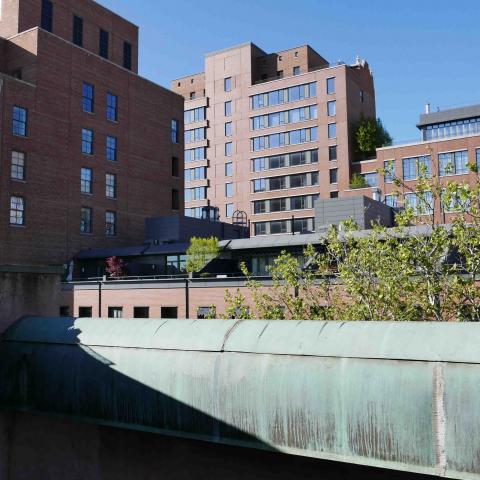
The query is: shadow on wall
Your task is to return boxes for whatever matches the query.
[0,317,439,480]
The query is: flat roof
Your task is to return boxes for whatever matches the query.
[418,104,480,128]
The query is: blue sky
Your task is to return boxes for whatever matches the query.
[98,0,480,141]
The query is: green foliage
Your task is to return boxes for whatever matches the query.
[217,158,480,321]
[186,236,220,273]
[355,117,392,157]
[349,173,368,189]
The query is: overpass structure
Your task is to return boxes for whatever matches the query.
[0,317,479,479]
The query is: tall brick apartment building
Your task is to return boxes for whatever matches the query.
[172,43,375,236]
[0,0,184,265]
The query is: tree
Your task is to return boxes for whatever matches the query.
[349,173,368,189]
[106,256,125,278]
[186,236,220,274]
[355,117,392,157]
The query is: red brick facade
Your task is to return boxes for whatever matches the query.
[0,0,184,266]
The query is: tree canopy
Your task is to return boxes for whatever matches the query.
[355,117,392,157]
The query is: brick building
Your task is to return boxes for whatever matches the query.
[0,0,184,266]
[171,43,375,236]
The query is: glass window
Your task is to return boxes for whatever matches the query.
[225,162,233,176]
[226,203,234,217]
[13,106,28,136]
[82,82,94,113]
[11,151,25,180]
[253,179,266,192]
[291,196,307,210]
[171,119,179,143]
[403,155,431,180]
[404,192,433,215]
[439,150,468,176]
[78,306,92,317]
[270,220,287,234]
[225,183,234,197]
[106,211,116,236]
[225,142,232,156]
[289,151,304,167]
[384,160,395,183]
[477,148,480,170]
[290,173,307,188]
[106,135,117,161]
[225,122,232,136]
[330,168,338,184]
[73,15,83,47]
[82,128,93,154]
[294,218,312,234]
[99,29,109,59]
[254,222,267,236]
[385,195,398,208]
[327,100,336,116]
[123,41,132,70]
[329,145,337,161]
[108,307,123,318]
[363,172,378,187]
[225,101,232,116]
[107,93,118,121]
[328,123,337,139]
[10,196,25,225]
[41,0,53,32]
[326,77,335,94]
[224,77,232,92]
[106,173,116,198]
[81,167,92,194]
[80,207,92,233]
[293,66,300,76]
[253,200,266,214]
[185,107,206,124]
[172,157,179,177]
[252,157,266,172]
[269,176,286,190]
[270,198,286,212]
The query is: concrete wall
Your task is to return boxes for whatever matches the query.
[0,266,62,333]
[0,411,435,480]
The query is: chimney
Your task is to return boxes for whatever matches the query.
[425,103,431,114]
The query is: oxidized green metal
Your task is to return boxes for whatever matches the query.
[1,317,480,479]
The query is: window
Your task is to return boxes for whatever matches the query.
[105,135,117,161]
[329,145,337,161]
[294,218,311,234]
[184,107,206,124]
[81,168,92,194]
[172,189,180,210]
[225,101,232,116]
[277,70,283,78]
[161,307,178,319]
[82,83,94,113]
[185,167,206,182]
[477,148,480,170]
[108,307,123,318]
[73,15,83,46]
[330,168,338,184]
[99,29,109,59]
[81,128,93,154]
[225,183,233,197]
[189,92,196,100]
[270,198,286,212]
[311,172,319,185]
[107,93,118,122]
[253,178,266,192]
[13,106,27,136]
[106,173,116,198]
[11,151,25,180]
[185,147,206,163]
[134,307,149,318]
[224,77,232,92]
[253,200,266,214]
[185,187,206,202]
[252,157,266,172]
[402,155,431,181]
[251,82,316,110]
[271,220,288,234]
[328,123,337,139]
[226,203,234,217]
[269,176,286,190]
[225,122,232,137]
[363,172,378,187]
[123,42,132,70]
[106,211,116,236]
[171,119,179,143]
[198,307,215,319]
[330,191,339,199]
[185,127,206,143]
[327,100,336,116]
[254,222,267,236]
[225,142,232,156]
[41,0,53,32]
[78,307,92,318]
[326,77,335,94]
[290,173,307,188]
[293,66,300,76]
[439,150,468,176]
[404,192,433,215]
[172,157,179,177]
[10,196,25,225]
[385,195,398,208]
[225,162,233,177]
[384,160,395,183]
[80,207,92,233]
[291,196,307,210]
